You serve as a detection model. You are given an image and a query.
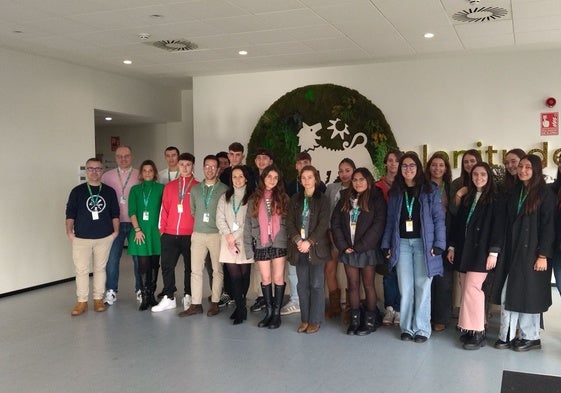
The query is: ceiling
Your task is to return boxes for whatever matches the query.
[2,0,560,92]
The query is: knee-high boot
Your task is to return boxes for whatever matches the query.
[139,271,150,311]
[231,278,247,325]
[148,263,159,307]
[268,283,286,329]
[258,283,273,328]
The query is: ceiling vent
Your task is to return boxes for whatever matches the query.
[152,39,198,52]
[452,7,508,23]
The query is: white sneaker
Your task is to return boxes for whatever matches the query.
[182,294,192,310]
[151,295,176,313]
[280,300,300,315]
[393,311,400,326]
[383,306,395,326]
[104,289,117,305]
[136,290,142,303]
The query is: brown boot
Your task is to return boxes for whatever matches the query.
[207,302,219,317]
[93,299,105,312]
[178,304,203,317]
[71,302,88,316]
[325,289,342,318]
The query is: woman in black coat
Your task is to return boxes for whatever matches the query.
[447,163,504,350]
[331,167,386,335]
[492,154,555,352]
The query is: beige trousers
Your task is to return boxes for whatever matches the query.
[190,232,223,304]
[72,235,114,302]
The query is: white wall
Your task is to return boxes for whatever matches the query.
[193,50,561,179]
[0,47,183,294]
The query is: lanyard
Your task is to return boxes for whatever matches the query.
[142,182,152,210]
[117,168,132,197]
[517,187,528,215]
[232,194,242,218]
[404,191,416,219]
[350,198,360,223]
[203,183,216,211]
[301,196,310,227]
[178,176,194,204]
[168,169,179,182]
[466,194,479,225]
[87,183,102,207]
[439,182,445,197]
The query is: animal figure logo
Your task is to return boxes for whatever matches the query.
[297,119,373,183]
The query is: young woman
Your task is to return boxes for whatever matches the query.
[492,154,555,352]
[447,163,504,349]
[425,153,454,332]
[244,164,289,329]
[324,158,356,319]
[127,160,164,310]
[503,149,526,194]
[449,149,483,216]
[216,165,254,325]
[287,166,331,334]
[332,168,386,335]
[381,153,446,343]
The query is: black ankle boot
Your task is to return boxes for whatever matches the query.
[347,309,360,335]
[138,272,149,311]
[258,284,273,328]
[356,310,376,336]
[233,304,247,325]
[268,283,286,329]
[463,331,486,350]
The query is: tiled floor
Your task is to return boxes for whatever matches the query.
[1,259,560,393]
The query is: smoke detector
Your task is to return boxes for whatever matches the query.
[152,39,198,52]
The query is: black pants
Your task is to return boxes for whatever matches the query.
[160,234,191,298]
[431,255,454,325]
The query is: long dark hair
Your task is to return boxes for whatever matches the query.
[503,148,525,193]
[251,164,288,217]
[463,162,496,207]
[519,154,545,215]
[459,149,483,186]
[225,165,252,205]
[391,152,431,197]
[425,152,452,185]
[342,167,374,213]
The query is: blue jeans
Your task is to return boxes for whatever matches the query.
[105,222,139,292]
[552,249,561,297]
[287,264,299,303]
[396,238,433,337]
[383,268,400,311]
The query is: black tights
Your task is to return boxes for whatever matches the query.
[345,264,377,311]
[137,255,160,274]
[226,264,251,300]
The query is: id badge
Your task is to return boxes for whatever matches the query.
[92,211,99,220]
[203,212,210,222]
[300,228,306,239]
[350,223,356,232]
[120,195,126,204]
[177,204,183,213]
[232,222,239,231]
[406,220,414,232]
[143,211,149,221]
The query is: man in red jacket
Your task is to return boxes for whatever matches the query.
[152,153,199,312]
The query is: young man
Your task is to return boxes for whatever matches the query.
[65,158,119,315]
[101,146,140,305]
[152,153,198,312]
[180,155,228,317]
[159,146,180,185]
[219,142,245,186]
[216,151,230,177]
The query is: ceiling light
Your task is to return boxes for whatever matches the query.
[105,117,112,121]
[138,33,150,40]
[123,60,132,65]
[238,50,248,56]
[13,30,23,34]
[424,33,434,39]
[149,14,164,18]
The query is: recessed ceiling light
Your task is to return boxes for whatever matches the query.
[13,30,23,34]
[150,14,164,18]
[238,50,248,56]
[105,117,112,121]
[424,33,435,39]
[123,60,132,65]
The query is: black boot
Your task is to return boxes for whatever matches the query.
[268,283,286,329]
[258,284,273,328]
[463,331,486,350]
[138,272,149,311]
[231,278,247,325]
[347,309,360,335]
[356,310,376,336]
[148,265,159,307]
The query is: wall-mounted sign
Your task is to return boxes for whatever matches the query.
[111,136,120,151]
[540,112,558,136]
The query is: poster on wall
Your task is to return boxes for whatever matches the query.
[540,112,559,136]
[111,136,120,151]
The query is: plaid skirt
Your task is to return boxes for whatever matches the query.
[254,246,287,261]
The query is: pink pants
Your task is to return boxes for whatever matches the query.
[458,271,487,331]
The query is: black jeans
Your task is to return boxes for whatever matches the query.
[160,234,191,298]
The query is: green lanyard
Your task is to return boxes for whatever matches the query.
[87,183,102,207]
[117,168,132,197]
[168,169,179,182]
[350,198,360,224]
[404,191,416,219]
[232,194,242,218]
[203,183,216,211]
[466,194,478,225]
[142,182,152,211]
[517,187,528,215]
[301,196,310,227]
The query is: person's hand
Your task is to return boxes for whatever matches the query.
[486,254,497,270]
[297,240,311,254]
[447,249,454,263]
[134,230,145,245]
[534,257,547,271]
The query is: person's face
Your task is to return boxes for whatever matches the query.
[115,147,132,169]
[255,154,272,171]
[463,154,478,174]
[141,165,155,181]
[401,158,417,183]
[471,166,488,191]
[295,159,311,174]
[264,170,279,190]
[178,160,193,177]
[517,158,533,185]
[430,158,446,180]
[228,150,244,166]
[217,157,230,174]
[203,159,219,181]
[338,162,354,185]
[300,169,316,191]
[351,172,368,193]
[231,168,247,189]
[504,153,521,176]
[85,161,104,183]
[165,150,179,168]
[386,154,399,176]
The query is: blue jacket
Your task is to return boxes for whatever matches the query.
[381,184,446,277]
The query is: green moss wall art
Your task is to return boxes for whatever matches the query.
[248,84,398,183]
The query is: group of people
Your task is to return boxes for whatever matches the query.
[65,142,560,349]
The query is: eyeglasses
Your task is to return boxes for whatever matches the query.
[204,165,217,170]
[401,163,417,170]
[86,167,103,172]
[116,155,131,159]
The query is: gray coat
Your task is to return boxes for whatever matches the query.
[243,196,287,260]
